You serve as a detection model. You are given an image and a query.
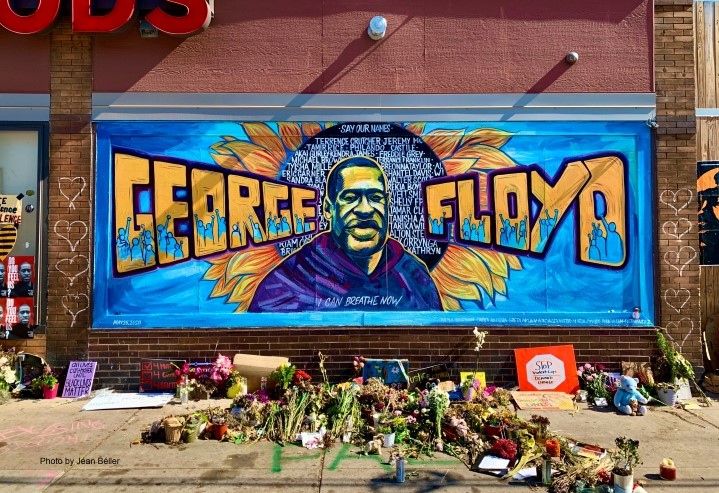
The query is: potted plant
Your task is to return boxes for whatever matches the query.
[31,365,59,399]
[211,415,228,440]
[378,423,396,448]
[611,436,641,493]
[655,381,680,406]
[484,416,503,437]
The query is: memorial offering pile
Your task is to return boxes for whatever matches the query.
[142,356,644,492]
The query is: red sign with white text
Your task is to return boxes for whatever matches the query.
[0,0,211,36]
[514,345,580,394]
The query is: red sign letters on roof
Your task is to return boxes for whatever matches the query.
[0,0,211,36]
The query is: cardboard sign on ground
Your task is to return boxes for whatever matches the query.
[82,392,174,411]
[511,391,576,410]
[233,353,289,392]
[514,345,580,393]
[62,361,97,398]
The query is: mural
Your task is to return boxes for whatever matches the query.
[699,161,719,265]
[93,121,654,328]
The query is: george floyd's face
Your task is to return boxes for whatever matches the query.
[18,305,30,325]
[20,263,31,283]
[324,166,389,258]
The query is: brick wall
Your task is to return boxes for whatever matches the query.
[45,21,92,366]
[88,328,657,390]
[654,3,701,363]
[38,11,683,387]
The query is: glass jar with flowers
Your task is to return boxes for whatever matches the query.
[31,364,59,399]
[460,376,481,402]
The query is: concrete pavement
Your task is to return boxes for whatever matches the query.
[0,395,717,492]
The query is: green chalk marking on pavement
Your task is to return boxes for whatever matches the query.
[271,444,283,473]
[326,443,392,472]
[270,442,322,474]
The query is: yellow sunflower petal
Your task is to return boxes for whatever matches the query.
[438,244,494,295]
[405,122,426,136]
[210,274,241,298]
[228,275,265,312]
[491,273,507,296]
[423,129,463,159]
[466,145,518,171]
[203,261,230,281]
[462,128,514,148]
[302,123,323,139]
[241,123,287,163]
[278,122,304,151]
[443,158,478,176]
[226,245,282,279]
[468,247,509,278]
[438,270,483,299]
[211,153,244,171]
[220,140,281,176]
[506,254,523,271]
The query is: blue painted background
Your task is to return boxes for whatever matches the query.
[93,121,654,328]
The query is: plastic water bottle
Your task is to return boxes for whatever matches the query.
[396,457,405,483]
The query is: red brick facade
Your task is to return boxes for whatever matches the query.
[655,2,700,362]
[1,2,702,389]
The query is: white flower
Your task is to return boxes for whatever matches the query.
[3,368,16,384]
[0,357,7,366]
[472,327,488,351]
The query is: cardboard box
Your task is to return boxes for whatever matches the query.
[233,353,289,393]
[362,359,409,389]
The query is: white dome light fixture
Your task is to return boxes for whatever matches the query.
[368,16,387,40]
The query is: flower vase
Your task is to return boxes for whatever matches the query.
[382,432,396,448]
[612,470,634,493]
[183,420,200,443]
[463,387,475,402]
[43,384,58,399]
[657,387,678,406]
[483,423,502,436]
[213,423,228,440]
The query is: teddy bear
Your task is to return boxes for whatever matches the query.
[614,375,648,416]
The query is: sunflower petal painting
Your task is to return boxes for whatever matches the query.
[93,121,654,328]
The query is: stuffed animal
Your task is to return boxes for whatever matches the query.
[614,375,648,416]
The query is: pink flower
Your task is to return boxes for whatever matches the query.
[584,363,592,370]
[586,375,594,382]
[596,363,606,371]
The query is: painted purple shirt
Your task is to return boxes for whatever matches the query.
[249,233,442,312]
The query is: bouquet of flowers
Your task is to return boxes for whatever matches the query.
[0,351,17,402]
[577,363,613,403]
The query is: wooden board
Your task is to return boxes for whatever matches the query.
[511,391,575,410]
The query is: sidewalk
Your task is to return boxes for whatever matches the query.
[0,395,717,492]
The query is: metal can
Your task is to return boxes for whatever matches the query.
[396,457,405,483]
